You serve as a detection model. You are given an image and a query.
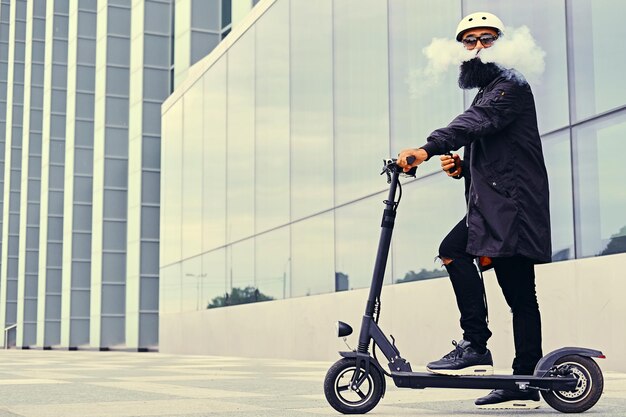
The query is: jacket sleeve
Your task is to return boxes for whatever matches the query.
[420,79,528,158]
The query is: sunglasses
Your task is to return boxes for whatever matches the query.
[462,34,498,48]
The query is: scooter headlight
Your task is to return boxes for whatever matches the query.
[336,321,353,338]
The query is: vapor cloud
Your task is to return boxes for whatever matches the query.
[407,26,546,97]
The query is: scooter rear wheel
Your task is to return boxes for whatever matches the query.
[324,358,384,414]
[541,354,603,413]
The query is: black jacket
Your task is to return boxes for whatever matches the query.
[421,74,551,263]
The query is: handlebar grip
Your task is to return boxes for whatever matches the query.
[445,152,457,174]
[406,155,416,165]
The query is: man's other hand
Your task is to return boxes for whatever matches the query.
[397,148,428,173]
[440,153,462,177]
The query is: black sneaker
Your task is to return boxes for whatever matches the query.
[475,389,540,409]
[426,340,493,376]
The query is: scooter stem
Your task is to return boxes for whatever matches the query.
[357,171,400,353]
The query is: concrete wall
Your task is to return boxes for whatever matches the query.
[160,253,626,372]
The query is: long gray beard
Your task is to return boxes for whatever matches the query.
[458,58,503,90]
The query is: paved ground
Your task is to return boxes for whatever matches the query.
[0,350,624,417]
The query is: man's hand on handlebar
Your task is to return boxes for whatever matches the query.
[440,153,462,177]
[397,148,428,173]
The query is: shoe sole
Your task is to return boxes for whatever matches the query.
[426,365,494,376]
[476,400,540,409]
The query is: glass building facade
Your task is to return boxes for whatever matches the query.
[0,0,246,350]
[161,0,626,316]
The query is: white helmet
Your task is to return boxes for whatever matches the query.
[455,12,505,41]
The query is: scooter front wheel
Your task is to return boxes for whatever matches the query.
[541,354,604,413]
[324,358,384,414]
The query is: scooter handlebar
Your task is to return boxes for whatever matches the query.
[382,158,417,178]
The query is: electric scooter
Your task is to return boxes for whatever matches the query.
[323,158,605,414]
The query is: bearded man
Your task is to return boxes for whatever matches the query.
[397,12,551,409]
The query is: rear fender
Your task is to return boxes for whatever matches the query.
[533,347,604,377]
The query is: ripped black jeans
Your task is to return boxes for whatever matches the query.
[439,217,543,375]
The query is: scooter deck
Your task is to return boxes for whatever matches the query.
[391,371,578,391]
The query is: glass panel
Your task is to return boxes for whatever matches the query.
[48,217,64,239]
[101,284,125,315]
[72,233,92,259]
[77,38,96,64]
[160,101,183,266]
[52,40,68,64]
[74,177,93,202]
[104,158,128,188]
[75,93,95,120]
[78,11,97,38]
[107,6,131,37]
[255,0,289,233]
[290,0,334,219]
[72,261,91,287]
[73,204,93,231]
[464,0,569,133]
[54,15,69,38]
[103,220,126,250]
[105,127,128,157]
[49,165,65,189]
[141,206,159,240]
[74,148,93,175]
[143,68,170,101]
[202,248,226,309]
[389,0,463,178]
[75,121,94,147]
[222,0,231,27]
[79,0,98,12]
[225,238,255,306]
[106,97,129,127]
[181,80,203,258]
[141,171,160,205]
[333,0,390,205]
[226,31,255,242]
[255,227,289,300]
[76,65,96,92]
[107,36,130,66]
[106,67,129,96]
[142,136,160,170]
[47,243,63,267]
[144,34,170,67]
[191,0,220,31]
[54,0,69,14]
[573,111,626,257]
[52,90,67,114]
[291,212,334,297]
[103,189,126,219]
[542,130,574,261]
[202,59,227,252]
[145,1,171,35]
[393,175,466,284]
[33,0,46,17]
[568,0,626,121]
[49,140,65,164]
[50,114,66,138]
[335,195,392,291]
[142,102,161,135]
[32,41,45,62]
[30,110,43,131]
[181,255,202,312]
[102,252,126,283]
[190,31,219,65]
[140,241,159,275]
[139,277,159,311]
